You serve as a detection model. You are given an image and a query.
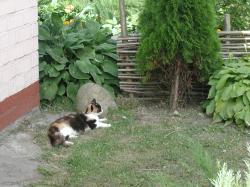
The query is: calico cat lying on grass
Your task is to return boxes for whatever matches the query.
[48,99,111,146]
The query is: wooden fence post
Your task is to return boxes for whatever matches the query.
[118,0,134,98]
[119,0,128,37]
[224,14,231,45]
[224,14,231,31]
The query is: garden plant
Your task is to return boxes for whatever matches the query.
[136,0,221,111]
[206,57,250,127]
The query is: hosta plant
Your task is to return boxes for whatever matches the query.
[206,57,250,127]
[39,13,118,102]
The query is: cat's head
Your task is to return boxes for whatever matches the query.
[85,98,103,114]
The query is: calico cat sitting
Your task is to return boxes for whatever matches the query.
[48,99,111,146]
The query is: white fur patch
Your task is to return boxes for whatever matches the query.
[60,126,78,137]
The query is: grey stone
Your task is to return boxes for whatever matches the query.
[76,83,117,116]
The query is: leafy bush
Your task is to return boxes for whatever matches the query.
[137,0,221,110]
[39,0,142,35]
[39,11,118,102]
[206,57,250,127]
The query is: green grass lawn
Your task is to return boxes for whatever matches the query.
[31,100,250,187]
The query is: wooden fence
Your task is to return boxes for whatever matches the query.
[219,31,250,58]
[116,31,250,100]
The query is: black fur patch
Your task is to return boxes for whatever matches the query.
[69,113,96,131]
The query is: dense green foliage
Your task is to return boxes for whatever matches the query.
[216,0,250,30]
[206,57,250,127]
[39,0,143,35]
[39,8,118,102]
[137,0,221,80]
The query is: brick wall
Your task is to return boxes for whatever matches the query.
[0,0,39,130]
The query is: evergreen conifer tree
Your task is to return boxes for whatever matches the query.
[137,0,221,111]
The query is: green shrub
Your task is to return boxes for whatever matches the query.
[39,0,142,35]
[206,57,250,127]
[137,0,221,110]
[39,11,118,102]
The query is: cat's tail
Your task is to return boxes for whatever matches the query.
[48,126,65,146]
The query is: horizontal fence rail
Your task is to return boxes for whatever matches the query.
[218,31,250,59]
[116,31,250,100]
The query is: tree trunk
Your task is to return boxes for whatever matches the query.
[170,59,181,112]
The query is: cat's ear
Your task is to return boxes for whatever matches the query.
[91,98,96,104]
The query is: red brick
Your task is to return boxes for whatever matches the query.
[0,81,40,130]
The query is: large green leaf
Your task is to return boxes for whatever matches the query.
[85,20,101,36]
[221,85,232,101]
[105,79,119,86]
[230,83,246,98]
[103,84,115,97]
[67,82,80,101]
[95,43,116,52]
[244,109,250,126]
[60,71,71,81]
[57,84,66,96]
[51,13,63,33]
[90,72,104,85]
[215,74,233,90]
[48,66,60,77]
[233,98,244,113]
[243,94,250,106]
[76,47,95,60]
[69,63,91,79]
[75,58,92,74]
[39,61,46,72]
[102,61,118,76]
[46,47,68,64]
[207,85,216,99]
[40,80,58,101]
[206,100,215,115]
[103,52,118,60]
[246,91,250,101]
[39,26,51,41]
[52,64,66,71]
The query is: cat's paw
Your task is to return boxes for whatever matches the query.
[99,118,107,122]
[105,124,111,128]
[64,141,74,146]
